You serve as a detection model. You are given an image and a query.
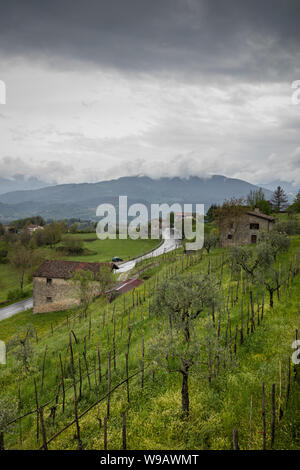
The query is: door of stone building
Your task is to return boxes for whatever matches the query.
[251,234,257,244]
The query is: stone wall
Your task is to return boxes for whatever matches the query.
[33,277,102,314]
[220,214,273,247]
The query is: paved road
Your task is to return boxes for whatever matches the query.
[117,229,181,273]
[0,297,33,321]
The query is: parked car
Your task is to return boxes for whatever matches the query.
[112,256,123,262]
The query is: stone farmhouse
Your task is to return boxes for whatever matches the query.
[33,260,118,313]
[219,208,275,247]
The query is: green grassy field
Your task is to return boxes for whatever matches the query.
[0,236,299,450]
[59,233,160,262]
[0,263,32,304]
[274,212,300,222]
[0,308,72,344]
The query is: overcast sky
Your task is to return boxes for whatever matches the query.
[0,0,300,186]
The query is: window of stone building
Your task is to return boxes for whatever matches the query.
[46,297,52,303]
[227,234,233,239]
[250,223,259,230]
[46,278,52,285]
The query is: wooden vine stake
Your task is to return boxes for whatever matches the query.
[278,361,283,423]
[41,345,48,391]
[59,352,65,413]
[285,357,291,407]
[270,383,276,448]
[97,344,102,385]
[249,394,253,449]
[141,335,145,389]
[233,429,239,450]
[104,415,108,450]
[107,351,111,419]
[39,407,48,450]
[78,356,82,400]
[240,298,244,345]
[113,317,116,371]
[34,378,40,443]
[69,333,83,450]
[125,352,130,403]
[262,381,266,450]
[83,351,91,391]
[122,412,127,450]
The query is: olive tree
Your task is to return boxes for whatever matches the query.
[230,243,274,279]
[231,233,290,308]
[258,231,290,260]
[98,264,115,292]
[7,327,35,373]
[150,273,220,416]
[72,265,115,317]
[72,269,97,318]
[255,266,284,308]
[203,232,219,253]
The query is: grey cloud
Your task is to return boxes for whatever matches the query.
[0,1,299,81]
[0,156,73,184]
[0,1,299,188]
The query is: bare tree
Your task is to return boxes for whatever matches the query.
[9,243,42,290]
[216,198,247,244]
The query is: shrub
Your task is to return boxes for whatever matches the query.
[273,219,300,235]
[0,249,8,263]
[6,288,28,302]
[61,237,84,254]
[258,231,290,260]
[203,233,219,253]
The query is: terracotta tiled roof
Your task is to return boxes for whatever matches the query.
[246,210,275,222]
[34,260,118,279]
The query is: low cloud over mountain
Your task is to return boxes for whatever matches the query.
[0,174,273,222]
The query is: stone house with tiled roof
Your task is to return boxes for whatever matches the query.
[219,208,275,247]
[33,260,118,313]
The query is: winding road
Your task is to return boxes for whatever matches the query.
[117,228,181,273]
[0,297,33,321]
[0,229,181,321]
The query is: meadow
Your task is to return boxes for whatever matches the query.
[59,233,159,262]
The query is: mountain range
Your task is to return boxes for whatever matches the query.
[0,175,274,222]
[0,175,51,195]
